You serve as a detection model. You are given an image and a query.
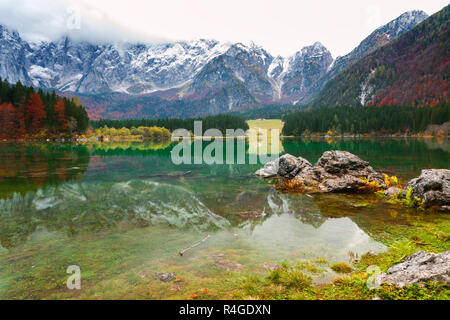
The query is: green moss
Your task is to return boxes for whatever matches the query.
[330,263,353,273]
[234,264,315,300]
[378,282,450,300]
[296,261,323,274]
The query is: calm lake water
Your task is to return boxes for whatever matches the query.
[0,138,449,299]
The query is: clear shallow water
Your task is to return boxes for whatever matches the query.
[0,138,449,299]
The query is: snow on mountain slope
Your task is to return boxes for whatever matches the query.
[305,10,429,103]
[1,26,231,95]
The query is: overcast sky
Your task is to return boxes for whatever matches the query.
[0,0,447,58]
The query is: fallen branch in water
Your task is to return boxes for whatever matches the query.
[414,241,432,246]
[179,235,211,256]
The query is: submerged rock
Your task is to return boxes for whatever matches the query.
[211,254,243,272]
[404,169,450,211]
[234,211,265,219]
[384,187,402,197]
[378,250,450,287]
[154,272,176,282]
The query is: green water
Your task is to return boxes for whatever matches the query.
[0,138,448,299]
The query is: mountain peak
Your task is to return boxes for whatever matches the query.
[312,41,326,49]
[0,23,21,41]
[298,41,330,57]
[374,10,428,36]
[398,10,429,20]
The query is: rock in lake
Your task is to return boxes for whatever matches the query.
[254,154,314,180]
[211,254,243,272]
[278,154,313,179]
[254,158,279,178]
[154,272,176,282]
[384,187,402,197]
[313,151,386,193]
[378,250,450,287]
[255,150,388,193]
[404,169,450,211]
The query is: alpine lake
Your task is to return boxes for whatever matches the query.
[0,137,449,299]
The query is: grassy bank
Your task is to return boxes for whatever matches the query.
[246,119,284,132]
[232,215,450,300]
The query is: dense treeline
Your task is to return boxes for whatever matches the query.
[228,105,305,120]
[0,79,89,139]
[91,114,249,133]
[282,104,450,136]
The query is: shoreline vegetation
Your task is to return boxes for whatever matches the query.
[1,77,448,142]
[0,78,89,140]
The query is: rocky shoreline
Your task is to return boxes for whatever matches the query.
[377,250,450,288]
[255,150,450,211]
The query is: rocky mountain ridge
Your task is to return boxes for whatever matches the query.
[0,10,429,118]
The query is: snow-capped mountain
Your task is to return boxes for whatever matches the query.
[0,24,31,85]
[0,10,429,118]
[304,10,429,103]
[22,37,231,95]
[269,42,333,104]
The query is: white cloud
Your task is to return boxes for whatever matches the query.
[0,0,447,57]
[0,0,167,44]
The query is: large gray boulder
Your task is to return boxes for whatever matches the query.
[278,154,313,179]
[313,151,386,192]
[404,169,450,211]
[378,250,450,287]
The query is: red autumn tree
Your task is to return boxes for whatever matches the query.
[14,103,26,137]
[25,93,46,133]
[0,102,26,138]
[53,99,68,130]
[0,102,15,138]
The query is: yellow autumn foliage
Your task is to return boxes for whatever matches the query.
[359,177,382,193]
[383,174,399,188]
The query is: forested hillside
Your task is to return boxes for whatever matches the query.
[312,5,449,107]
[282,103,449,136]
[0,79,89,139]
